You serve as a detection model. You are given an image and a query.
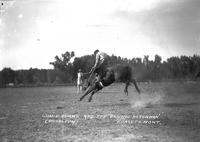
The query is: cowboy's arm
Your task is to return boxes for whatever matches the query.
[94,53,100,68]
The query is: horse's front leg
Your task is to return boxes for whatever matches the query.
[88,89,99,102]
[79,85,95,101]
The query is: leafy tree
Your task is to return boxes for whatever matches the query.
[153,55,162,80]
[72,55,95,80]
[0,71,2,87]
[50,51,75,71]
[143,55,149,67]
[1,67,16,85]
[50,51,75,83]
[2,51,200,86]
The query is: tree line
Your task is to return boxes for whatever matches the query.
[1,51,200,87]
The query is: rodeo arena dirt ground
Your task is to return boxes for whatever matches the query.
[0,82,200,142]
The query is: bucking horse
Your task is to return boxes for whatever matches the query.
[79,64,141,102]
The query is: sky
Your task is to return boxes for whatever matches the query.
[0,0,200,70]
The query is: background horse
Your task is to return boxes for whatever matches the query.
[79,64,140,102]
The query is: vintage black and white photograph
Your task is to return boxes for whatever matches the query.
[0,0,200,141]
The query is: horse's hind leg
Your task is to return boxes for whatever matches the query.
[124,81,130,95]
[131,79,140,94]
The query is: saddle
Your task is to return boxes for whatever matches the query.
[94,66,109,80]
